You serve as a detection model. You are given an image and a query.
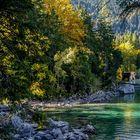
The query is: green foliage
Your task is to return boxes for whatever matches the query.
[0,125,15,140]
[136,54,140,69]
[54,46,101,96]
[137,69,140,78]
[116,67,123,81]
[84,17,122,86]
[80,10,123,87]
[0,0,123,101]
[115,33,140,72]
[0,0,61,100]
[32,109,47,127]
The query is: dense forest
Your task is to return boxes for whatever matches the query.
[0,0,140,101]
[1,0,140,140]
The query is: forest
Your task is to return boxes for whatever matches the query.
[1,0,140,101]
[1,0,140,140]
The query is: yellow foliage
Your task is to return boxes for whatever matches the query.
[31,64,49,81]
[54,46,92,64]
[116,42,139,56]
[30,81,45,96]
[116,67,122,81]
[115,42,140,71]
[118,42,133,51]
[44,0,85,44]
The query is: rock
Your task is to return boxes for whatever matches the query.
[0,111,8,116]
[61,125,69,134]
[112,91,120,97]
[74,129,89,139]
[13,134,20,139]
[34,131,53,140]
[117,84,135,94]
[105,95,111,101]
[43,134,54,140]
[1,114,94,140]
[48,118,69,128]
[36,131,46,136]
[34,135,53,140]
[0,105,10,112]
[51,128,63,139]
[27,138,34,140]
[34,136,42,140]
[31,123,38,129]
[67,129,89,140]
[11,116,23,128]
[83,124,96,134]
[64,132,76,140]
[11,115,34,137]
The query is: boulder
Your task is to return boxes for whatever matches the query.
[51,128,63,139]
[117,84,135,94]
[64,131,89,140]
[11,115,34,137]
[82,124,96,134]
[48,118,69,128]
[43,134,54,140]
[0,105,10,112]
[61,125,69,134]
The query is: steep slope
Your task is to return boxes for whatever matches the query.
[72,0,140,35]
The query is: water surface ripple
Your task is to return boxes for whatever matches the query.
[46,92,140,140]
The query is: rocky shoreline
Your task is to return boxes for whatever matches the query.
[29,83,135,108]
[30,90,120,109]
[0,90,118,140]
[0,111,96,140]
[0,84,135,140]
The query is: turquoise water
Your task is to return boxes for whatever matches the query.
[46,92,140,140]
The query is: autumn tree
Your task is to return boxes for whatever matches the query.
[115,33,140,71]
[44,0,85,45]
[0,0,60,100]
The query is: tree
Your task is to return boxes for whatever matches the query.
[0,0,60,100]
[115,33,140,71]
[44,0,85,45]
[92,21,122,86]
[136,54,140,69]
[81,10,122,87]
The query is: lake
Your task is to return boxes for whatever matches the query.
[46,92,140,140]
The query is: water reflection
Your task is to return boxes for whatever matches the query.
[46,92,140,140]
[123,94,135,102]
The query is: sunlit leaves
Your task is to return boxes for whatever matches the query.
[44,0,85,44]
[115,33,140,71]
[116,67,123,81]
[30,81,45,96]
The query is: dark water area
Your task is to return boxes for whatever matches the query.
[46,91,140,140]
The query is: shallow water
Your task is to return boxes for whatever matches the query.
[46,92,140,140]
